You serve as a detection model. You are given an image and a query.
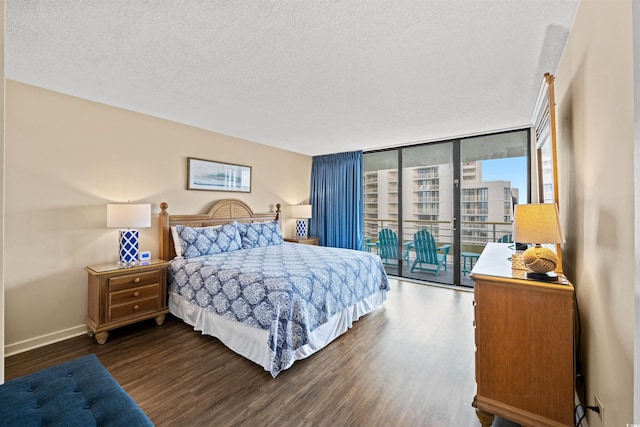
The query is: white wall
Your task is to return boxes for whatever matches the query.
[3,81,312,355]
[554,0,636,425]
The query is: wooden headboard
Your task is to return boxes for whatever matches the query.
[159,198,281,261]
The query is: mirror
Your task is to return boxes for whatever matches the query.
[532,73,562,271]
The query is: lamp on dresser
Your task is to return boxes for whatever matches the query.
[291,204,312,240]
[513,203,565,279]
[106,203,151,267]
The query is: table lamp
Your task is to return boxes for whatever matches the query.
[107,203,151,267]
[291,204,312,240]
[513,203,565,279]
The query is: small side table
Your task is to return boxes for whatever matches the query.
[461,252,480,276]
[284,237,319,246]
[85,259,169,344]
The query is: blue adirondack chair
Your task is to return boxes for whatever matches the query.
[497,233,513,243]
[378,228,399,265]
[410,229,450,275]
[377,228,409,266]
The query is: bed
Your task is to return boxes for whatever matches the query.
[159,199,390,377]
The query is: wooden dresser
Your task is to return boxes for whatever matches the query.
[85,259,170,344]
[470,243,574,427]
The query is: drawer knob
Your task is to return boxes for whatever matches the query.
[133,304,140,311]
[133,291,140,297]
[133,277,141,284]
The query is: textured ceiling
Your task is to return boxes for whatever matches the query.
[6,1,579,156]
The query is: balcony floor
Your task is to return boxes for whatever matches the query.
[381,261,476,288]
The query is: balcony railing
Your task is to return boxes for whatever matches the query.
[363,218,512,250]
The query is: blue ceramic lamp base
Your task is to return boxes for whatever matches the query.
[119,229,140,267]
[295,219,308,240]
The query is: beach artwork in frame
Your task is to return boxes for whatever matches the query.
[187,157,252,193]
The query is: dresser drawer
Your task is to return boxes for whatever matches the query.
[109,283,159,306]
[108,270,159,292]
[110,297,161,321]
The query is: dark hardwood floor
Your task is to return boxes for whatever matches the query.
[5,280,518,427]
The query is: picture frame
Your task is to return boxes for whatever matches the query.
[187,157,252,193]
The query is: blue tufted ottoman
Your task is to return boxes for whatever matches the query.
[0,354,154,427]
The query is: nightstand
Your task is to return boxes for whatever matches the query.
[284,237,319,245]
[85,259,170,344]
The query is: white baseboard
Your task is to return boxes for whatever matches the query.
[4,324,87,357]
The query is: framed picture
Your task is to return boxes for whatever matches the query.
[187,157,252,193]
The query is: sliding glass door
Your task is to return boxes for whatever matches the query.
[457,131,530,286]
[401,142,455,285]
[363,151,400,274]
[364,129,529,287]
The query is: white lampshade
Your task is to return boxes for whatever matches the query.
[291,204,312,219]
[107,203,151,229]
[513,203,565,244]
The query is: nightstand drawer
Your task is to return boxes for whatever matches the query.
[109,283,160,306]
[110,297,160,321]
[109,270,159,291]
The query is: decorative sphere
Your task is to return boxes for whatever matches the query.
[523,246,558,273]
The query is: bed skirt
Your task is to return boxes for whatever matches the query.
[169,289,387,376]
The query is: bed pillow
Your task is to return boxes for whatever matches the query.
[237,221,284,248]
[171,224,224,258]
[171,226,183,258]
[175,223,242,258]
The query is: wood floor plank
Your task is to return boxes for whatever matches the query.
[5,280,519,427]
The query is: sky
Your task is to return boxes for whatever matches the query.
[480,157,528,203]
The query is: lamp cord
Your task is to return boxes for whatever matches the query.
[574,292,588,427]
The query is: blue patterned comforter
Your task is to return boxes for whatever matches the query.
[168,242,390,376]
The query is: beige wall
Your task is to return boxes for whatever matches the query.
[0,0,5,383]
[555,0,635,425]
[634,1,640,419]
[4,80,312,353]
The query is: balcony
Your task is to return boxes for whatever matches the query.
[363,218,513,287]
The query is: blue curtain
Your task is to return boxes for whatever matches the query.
[309,151,364,250]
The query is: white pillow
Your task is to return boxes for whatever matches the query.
[171,226,182,257]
